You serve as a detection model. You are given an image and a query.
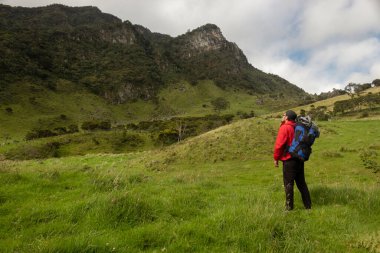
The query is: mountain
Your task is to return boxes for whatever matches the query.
[0,4,307,105]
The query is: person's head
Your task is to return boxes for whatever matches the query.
[282,110,297,122]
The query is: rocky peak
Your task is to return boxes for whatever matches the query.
[182,24,227,53]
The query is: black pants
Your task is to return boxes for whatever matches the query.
[283,158,311,210]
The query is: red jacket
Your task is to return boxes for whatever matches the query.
[273,120,296,161]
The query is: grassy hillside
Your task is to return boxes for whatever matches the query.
[1,117,379,252]
[0,79,296,144]
[292,86,380,118]
[157,80,296,117]
[0,80,155,140]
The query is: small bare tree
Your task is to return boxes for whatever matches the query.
[176,119,187,142]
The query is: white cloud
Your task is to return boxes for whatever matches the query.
[298,0,380,48]
[1,0,379,93]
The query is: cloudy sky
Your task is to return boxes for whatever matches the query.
[2,0,380,93]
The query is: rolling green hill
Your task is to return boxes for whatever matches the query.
[1,84,379,161]
[1,115,379,252]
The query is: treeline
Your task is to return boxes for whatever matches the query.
[25,121,112,140]
[24,114,235,144]
[312,79,380,102]
[296,91,380,121]
[333,93,380,114]
[122,114,235,145]
[25,125,79,140]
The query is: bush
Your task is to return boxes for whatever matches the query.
[113,132,145,151]
[222,114,235,123]
[156,129,178,146]
[81,120,111,131]
[25,124,80,140]
[67,124,79,133]
[53,127,67,135]
[5,107,13,114]
[360,150,379,173]
[237,111,255,119]
[125,123,138,130]
[359,112,369,118]
[25,129,57,140]
[119,132,144,147]
[59,114,68,120]
[5,141,61,160]
[81,121,99,131]
[308,106,331,121]
[99,121,111,130]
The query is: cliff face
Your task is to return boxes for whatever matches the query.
[183,24,228,54]
[0,4,306,104]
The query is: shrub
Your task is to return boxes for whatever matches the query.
[360,150,379,173]
[126,123,138,130]
[222,114,235,123]
[67,124,79,133]
[25,129,57,140]
[59,114,68,120]
[53,127,67,135]
[238,111,255,119]
[5,107,13,114]
[81,121,99,131]
[119,132,144,147]
[359,112,369,118]
[156,129,178,146]
[5,141,61,160]
[81,120,111,131]
[99,121,111,130]
[308,106,331,121]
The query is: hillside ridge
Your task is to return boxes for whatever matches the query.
[0,4,307,104]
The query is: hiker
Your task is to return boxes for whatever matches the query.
[273,110,312,210]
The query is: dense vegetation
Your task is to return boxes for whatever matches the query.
[334,93,380,115]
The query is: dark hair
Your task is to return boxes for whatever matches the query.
[285,110,297,121]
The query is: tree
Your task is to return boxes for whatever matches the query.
[372,79,380,87]
[175,119,187,142]
[211,97,230,113]
[344,83,361,98]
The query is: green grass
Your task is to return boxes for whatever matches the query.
[1,118,379,252]
[157,80,298,118]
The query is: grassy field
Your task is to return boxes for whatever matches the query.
[1,117,379,252]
